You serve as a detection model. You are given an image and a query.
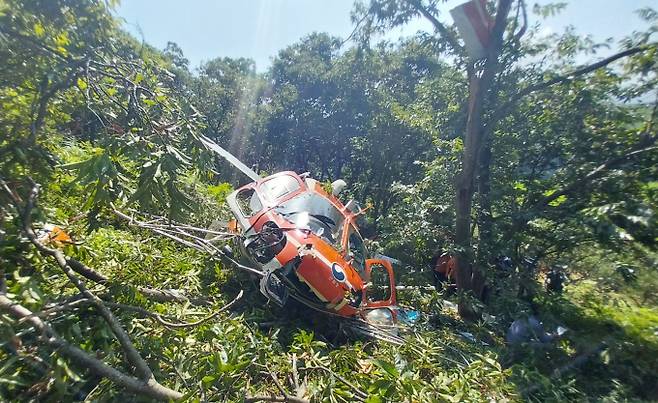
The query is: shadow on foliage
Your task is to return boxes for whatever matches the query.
[506,293,658,401]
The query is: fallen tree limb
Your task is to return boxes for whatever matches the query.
[29,296,89,321]
[105,290,243,328]
[39,291,242,330]
[0,294,183,400]
[265,366,293,400]
[244,395,309,403]
[64,257,109,284]
[67,256,211,305]
[1,179,183,400]
[2,176,211,307]
[16,182,154,380]
[113,206,264,277]
[300,365,367,401]
[136,286,211,306]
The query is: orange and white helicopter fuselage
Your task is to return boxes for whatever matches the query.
[225,171,399,324]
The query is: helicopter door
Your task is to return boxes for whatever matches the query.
[363,259,396,308]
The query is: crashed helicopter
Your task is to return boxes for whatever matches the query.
[225,170,402,323]
[118,135,417,341]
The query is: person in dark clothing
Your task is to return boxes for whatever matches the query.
[506,315,558,345]
[545,265,567,294]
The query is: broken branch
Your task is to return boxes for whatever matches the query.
[1,179,182,398]
[1,177,211,306]
[113,206,264,277]
[106,290,243,328]
[0,294,183,400]
[18,182,153,380]
[244,395,309,403]
[300,365,367,401]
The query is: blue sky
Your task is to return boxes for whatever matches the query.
[116,1,656,72]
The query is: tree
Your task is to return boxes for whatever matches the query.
[353,0,657,316]
[0,0,220,398]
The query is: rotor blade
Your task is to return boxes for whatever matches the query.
[199,135,261,182]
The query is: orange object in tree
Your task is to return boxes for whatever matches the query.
[38,224,73,246]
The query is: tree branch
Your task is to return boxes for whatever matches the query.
[0,26,72,63]
[488,45,653,128]
[300,365,367,401]
[63,257,210,305]
[135,286,212,306]
[39,291,242,329]
[244,395,309,403]
[30,62,85,143]
[0,294,183,401]
[511,0,528,43]
[64,256,109,284]
[15,182,154,380]
[534,143,658,209]
[0,179,183,398]
[405,0,463,55]
[1,178,211,306]
[113,206,264,277]
[106,290,243,329]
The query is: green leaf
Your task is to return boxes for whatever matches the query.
[54,32,70,46]
[33,22,45,37]
[372,359,399,378]
[76,77,87,91]
[201,375,216,384]
[513,182,527,192]
[548,194,568,207]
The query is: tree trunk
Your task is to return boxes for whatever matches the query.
[473,139,494,302]
[454,0,513,310]
[477,139,493,265]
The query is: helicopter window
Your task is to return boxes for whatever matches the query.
[260,175,300,202]
[276,193,345,248]
[283,212,337,243]
[347,227,368,275]
[368,263,392,302]
[236,188,262,217]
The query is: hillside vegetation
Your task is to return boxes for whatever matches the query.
[1,0,657,401]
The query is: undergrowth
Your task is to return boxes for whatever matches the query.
[2,143,657,402]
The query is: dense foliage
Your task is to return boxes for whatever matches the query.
[1,0,657,401]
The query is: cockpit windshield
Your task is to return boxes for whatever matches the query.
[276,192,345,248]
